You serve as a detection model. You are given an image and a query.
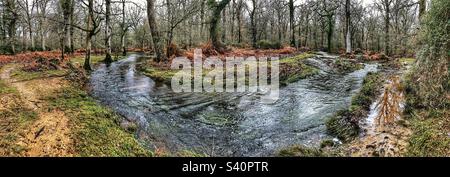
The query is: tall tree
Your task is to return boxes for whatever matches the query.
[249,0,257,48]
[208,0,231,51]
[317,0,339,52]
[147,0,167,62]
[60,0,72,58]
[120,0,128,56]
[345,0,352,53]
[104,0,113,63]
[4,0,17,54]
[377,0,393,56]
[18,0,36,50]
[83,0,102,70]
[289,0,296,47]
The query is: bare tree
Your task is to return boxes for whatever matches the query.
[345,0,351,53]
[17,0,36,50]
[147,0,167,62]
[289,0,295,47]
[104,0,113,63]
[209,0,231,51]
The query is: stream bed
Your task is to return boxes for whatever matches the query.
[89,53,377,157]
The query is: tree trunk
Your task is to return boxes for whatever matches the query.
[84,33,92,71]
[327,15,334,52]
[345,0,352,54]
[209,0,231,51]
[84,0,94,71]
[5,0,17,54]
[237,0,242,43]
[222,7,227,43]
[200,0,205,40]
[384,0,391,56]
[104,0,113,63]
[121,0,127,56]
[69,0,74,53]
[419,0,426,23]
[61,0,71,56]
[289,0,295,47]
[147,0,167,62]
[250,0,257,48]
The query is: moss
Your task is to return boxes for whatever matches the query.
[334,59,364,73]
[326,72,383,142]
[140,53,319,87]
[141,68,179,84]
[282,65,319,85]
[278,145,328,157]
[11,69,67,81]
[320,139,335,149]
[45,87,152,157]
[406,109,450,157]
[399,58,416,65]
[198,112,237,126]
[279,53,319,85]
[70,55,125,67]
[0,80,17,94]
[280,53,316,65]
[256,40,282,49]
[326,110,360,142]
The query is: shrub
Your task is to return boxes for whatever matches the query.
[256,40,282,49]
[326,110,360,142]
[278,145,327,157]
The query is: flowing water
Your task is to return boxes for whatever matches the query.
[90,54,377,157]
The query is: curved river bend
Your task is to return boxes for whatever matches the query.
[90,54,377,157]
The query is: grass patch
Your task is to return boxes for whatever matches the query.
[406,109,449,157]
[399,58,416,65]
[139,53,319,87]
[278,145,329,157]
[334,59,364,73]
[280,53,316,65]
[282,65,319,85]
[141,67,179,84]
[11,69,67,81]
[45,86,152,157]
[0,80,17,94]
[70,55,125,67]
[326,72,383,142]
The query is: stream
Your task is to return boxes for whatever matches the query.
[89,53,377,157]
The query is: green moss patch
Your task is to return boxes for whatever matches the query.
[70,55,125,67]
[326,72,383,142]
[280,53,316,64]
[334,59,364,73]
[405,108,449,157]
[11,69,67,81]
[0,80,17,94]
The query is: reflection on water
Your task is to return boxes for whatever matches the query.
[90,54,377,157]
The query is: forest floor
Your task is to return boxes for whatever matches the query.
[0,57,150,157]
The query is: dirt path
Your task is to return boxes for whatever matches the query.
[0,65,74,157]
[347,77,412,157]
